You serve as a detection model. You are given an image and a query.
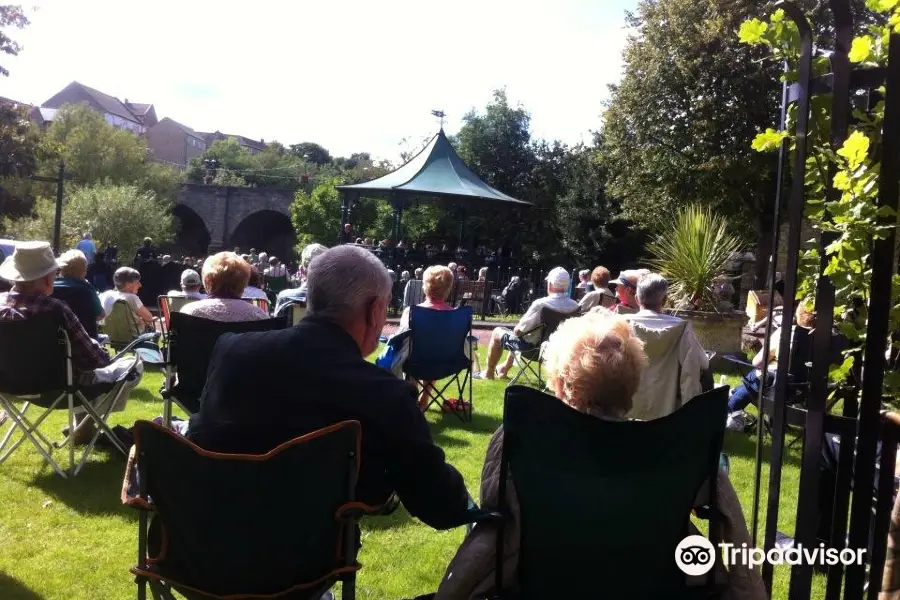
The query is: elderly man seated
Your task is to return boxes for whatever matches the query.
[188,245,471,531]
[626,273,709,420]
[479,267,578,380]
[166,269,207,300]
[0,241,142,444]
[610,269,648,314]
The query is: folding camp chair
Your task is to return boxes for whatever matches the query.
[157,295,192,341]
[403,306,474,422]
[243,296,270,314]
[276,299,307,326]
[123,419,369,600]
[0,313,149,478]
[104,299,144,351]
[508,307,577,388]
[161,313,287,425]
[487,385,729,599]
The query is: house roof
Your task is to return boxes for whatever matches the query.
[46,81,151,125]
[125,102,153,117]
[337,129,527,205]
[199,131,266,151]
[37,107,58,122]
[157,117,205,141]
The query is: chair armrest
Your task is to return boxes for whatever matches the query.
[466,508,504,524]
[120,445,153,511]
[722,354,754,370]
[112,332,160,362]
[335,493,401,520]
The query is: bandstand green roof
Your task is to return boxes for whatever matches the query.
[336,129,528,205]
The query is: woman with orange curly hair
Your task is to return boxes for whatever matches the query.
[181,252,268,322]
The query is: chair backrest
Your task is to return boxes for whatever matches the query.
[167,312,288,405]
[158,295,192,329]
[104,299,141,345]
[0,312,69,395]
[132,419,362,597]
[405,306,472,381]
[537,306,577,345]
[51,285,99,340]
[284,300,307,326]
[243,296,270,313]
[501,384,728,599]
[786,326,847,385]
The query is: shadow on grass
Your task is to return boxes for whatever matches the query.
[429,411,502,449]
[130,386,162,406]
[30,451,133,517]
[361,504,414,531]
[0,571,46,600]
[723,430,803,469]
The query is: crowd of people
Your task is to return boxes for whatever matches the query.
[3,230,865,600]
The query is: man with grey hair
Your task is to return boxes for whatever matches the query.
[189,245,471,531]
[625,273,709,420]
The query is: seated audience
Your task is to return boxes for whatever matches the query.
[52,249,104,340]
[726,301,815,431]
[0,241,142,444]
[578,266,617,312]
[435,311,764,600]
[274,243,328,314]
[481,267,578,380]
[398,266,455,409]
[181,252,268,322]
[100,267,155,328]
[166,269,207,300]
[187,245,471,529]
[576,269,590,289]
[611,269,648,314]
[477,267,488,282]
[626,273,709,420]
[242,267,268,300]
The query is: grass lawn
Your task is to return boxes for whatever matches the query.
[0,350,824,599]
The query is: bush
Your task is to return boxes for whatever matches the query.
[3,182,175,259]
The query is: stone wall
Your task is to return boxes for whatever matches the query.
[178,183,295,251]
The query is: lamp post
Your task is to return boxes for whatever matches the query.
[30,160,67,254]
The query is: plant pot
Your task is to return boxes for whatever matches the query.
[663,308,747,371]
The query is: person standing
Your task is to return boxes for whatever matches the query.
[75,233,97,265]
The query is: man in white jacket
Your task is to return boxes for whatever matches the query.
[627,273,709,420]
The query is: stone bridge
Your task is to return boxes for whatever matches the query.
[175,183,297,259]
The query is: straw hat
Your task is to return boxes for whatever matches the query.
[0,241,60,282]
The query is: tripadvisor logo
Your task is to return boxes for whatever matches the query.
[675,535,866,575]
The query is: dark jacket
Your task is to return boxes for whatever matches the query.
[187,317,470,530]
[52,277,104,340]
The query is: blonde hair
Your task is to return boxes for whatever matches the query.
[58,249,87,279]
[422,265,453,301]
[543,311,649,418]
[202,252,251,299]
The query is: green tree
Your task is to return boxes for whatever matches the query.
[600,0,873,286]
[2,182,174,259]
[0,102,39,221]
[0,5,29,77]
[290,142,331,165]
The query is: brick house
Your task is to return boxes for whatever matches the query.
[145,117,208,169]
[41,81,157,133]
[198,130,266,155]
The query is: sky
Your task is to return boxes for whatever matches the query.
[1,0,637,163]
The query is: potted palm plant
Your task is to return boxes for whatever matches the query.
[646,205,748,366]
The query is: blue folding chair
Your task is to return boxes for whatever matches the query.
[403,306,474,422]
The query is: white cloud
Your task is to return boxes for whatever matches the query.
[2,0,633,162]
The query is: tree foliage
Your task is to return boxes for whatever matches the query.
[741,2,900,400]
[2,182,175,258]
[0,5,28,77]
[290,142,331,165]
[600,0,874,285]
[39,104,182,201]
[0,102,40,220]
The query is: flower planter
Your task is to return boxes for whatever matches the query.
[663,308,747,371]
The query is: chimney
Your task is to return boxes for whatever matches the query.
[260,138,265,144]
[124,98,129,104]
